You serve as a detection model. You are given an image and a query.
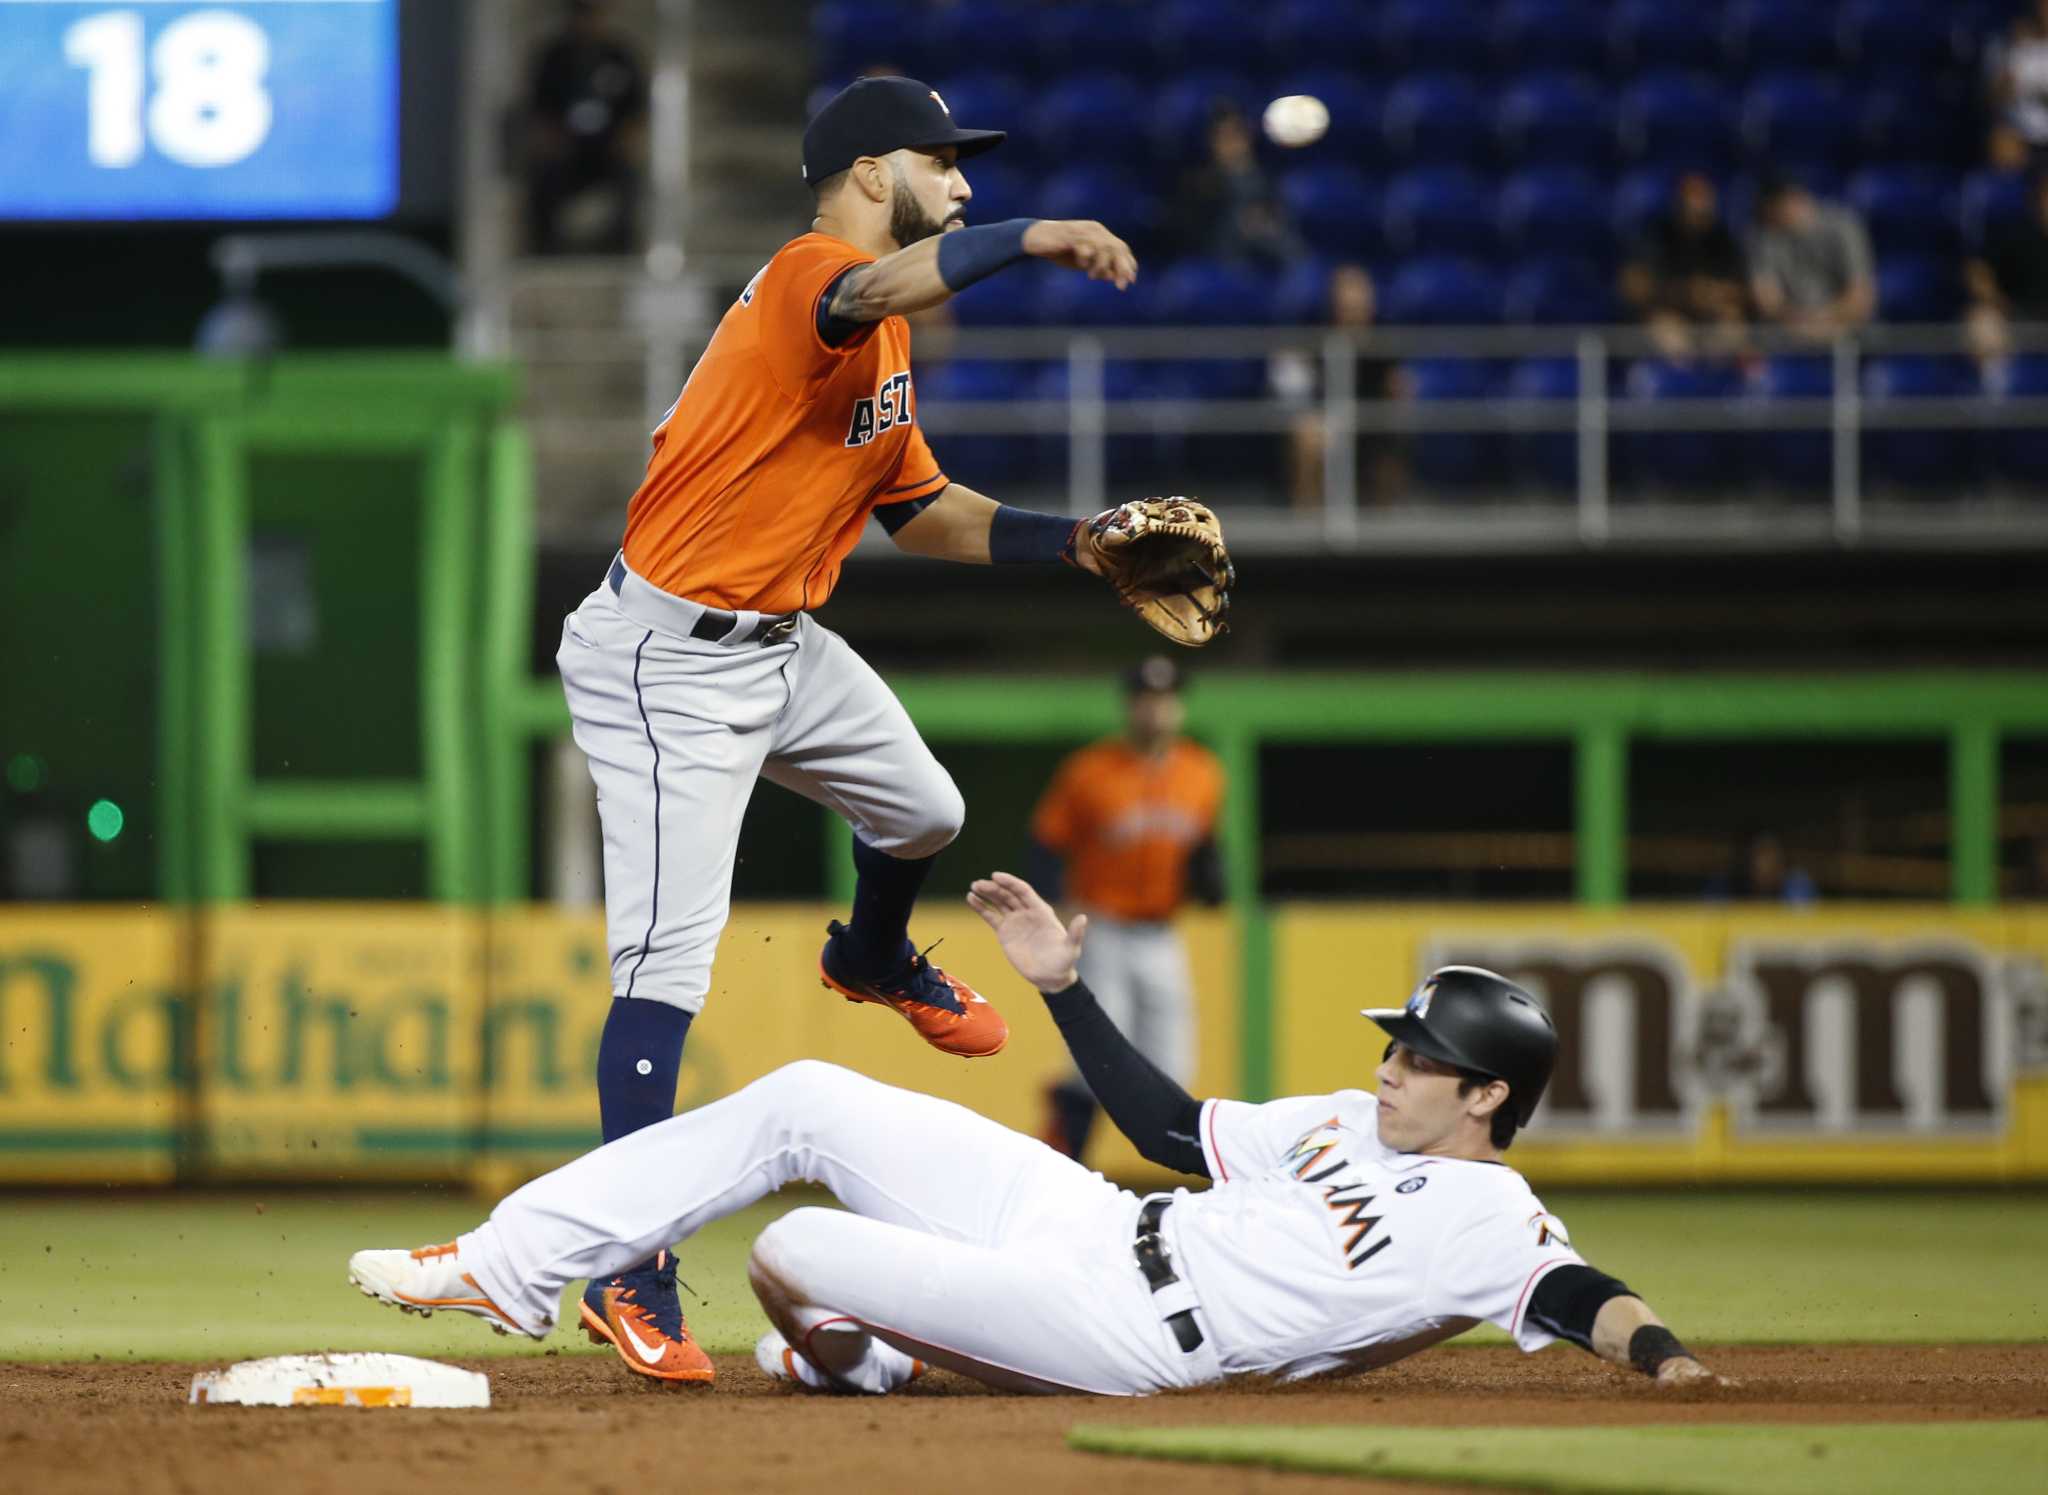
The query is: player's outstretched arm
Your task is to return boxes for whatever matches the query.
[828,218,1138,325]
[1589,1293,1724,1387]
[887,482,1107,571]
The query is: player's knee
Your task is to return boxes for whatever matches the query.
[749,1206,843,1295]
[889,775,965,860]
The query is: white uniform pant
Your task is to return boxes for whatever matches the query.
[458,1060,1220,1396]
[557,563,964,1010]
[1072,915,1196,1086]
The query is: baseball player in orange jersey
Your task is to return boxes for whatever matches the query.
[557,74,1143,1385]
[1028,656,1224,1161]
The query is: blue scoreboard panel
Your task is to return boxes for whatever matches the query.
[0,0,399,220]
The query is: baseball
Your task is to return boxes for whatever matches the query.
[1262,93,1329,148]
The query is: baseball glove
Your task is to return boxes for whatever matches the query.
[1077,497,1234,647]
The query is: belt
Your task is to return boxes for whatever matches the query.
[606,555,799,645]
[1134,1196,1204,1354]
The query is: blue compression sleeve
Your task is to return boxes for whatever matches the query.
[989,503,1080,564]
[936,219,1037,292]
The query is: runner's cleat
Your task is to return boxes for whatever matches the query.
[347,1241,534,1338]
[755,1329,926,1393]
[819,921,1009,1057]
[580,1250,716,1385]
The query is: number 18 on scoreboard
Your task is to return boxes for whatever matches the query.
[0,0,400,220]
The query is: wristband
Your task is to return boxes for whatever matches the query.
[989,504,1082,565]
[1627,1324,1690,1376]
[935,219,1037,292]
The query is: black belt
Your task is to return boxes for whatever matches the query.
[1134,1196,1204,1354]
[606,555,798,645]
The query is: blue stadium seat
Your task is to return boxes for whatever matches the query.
[1492,1,1607,76]
[1280,166,1382,258]
[1611,166,1685,247]
[927,5,1035,78]
[1723,1,1842,72]
[1408,358,1507,488]
[1958,170,2029,251]
[1499,168,1614,265]
[1268,256,1340,324]
[1991,354,2048,484]
[1505,356,1580,491]
[812,2,927,81]
[1622,360,1744,490]
[1497,73,1615,171]
[949,265,1048,327]
[1859,86,1964,167]
[1503,257,1616,324]
[1150,74,1261,169]
[1608,2,1720,76]
[1038,5,1153,78]
[928,73,1031,164]
[1742,73,1853,172]
[1037,268,1157,327]
[916,359,1042,489]
[1382,257,1504,324]
[1379,0,1493,75]
[1863,356,1973,489]
[1151,259,1273,325]
[1847,168,1960,256]
[1841,0,1959,75]
[1383,168,1498,259]
[1384,74,1493,168]
[1031,361,1169,487]
[1029,73,1148,161]
[1618,74,1738,173]
[1037,167,1164,253]
[1749,356,1834,490]
[1152,0,1251,74]
[1262,0,1377,76]
[1269,71,1383,163]
[1875,254,1962,322]
[957,161,1030,227]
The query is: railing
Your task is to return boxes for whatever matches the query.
[904,322,2048,552]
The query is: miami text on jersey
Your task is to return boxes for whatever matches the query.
[1285,1119,1392,1270]
[845,371,913,448]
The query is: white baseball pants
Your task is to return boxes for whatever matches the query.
[556,561,964,1010]
[457,1060,1220,1396]
[1072,916,1197,1086]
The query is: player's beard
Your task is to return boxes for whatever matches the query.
[888,173,958,248]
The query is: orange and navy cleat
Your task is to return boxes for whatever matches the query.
[347,1241,535,1338]
[819,921,1009,1057]
[579,1250,716,1386]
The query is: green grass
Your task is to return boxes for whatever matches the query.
[0,1189,2043,1362]
[1065,1421,2048,1494]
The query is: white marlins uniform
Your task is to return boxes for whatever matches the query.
[451,1061,1586,1395]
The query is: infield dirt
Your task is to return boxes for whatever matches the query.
[4,1344,2043,1495]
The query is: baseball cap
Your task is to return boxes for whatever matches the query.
[802,76,1006,186]
[1121,656,1184,696]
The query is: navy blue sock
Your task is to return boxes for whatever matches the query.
[840,835,935,977]
[594,997,691,1281]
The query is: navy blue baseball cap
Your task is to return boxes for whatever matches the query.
[802,76,1006,186]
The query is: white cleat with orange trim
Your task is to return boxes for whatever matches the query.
[754,1329,926,1394]
[347,1242,538,1339]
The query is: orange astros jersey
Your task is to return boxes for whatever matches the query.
[620,231,949,613]
[1031,738,1225,922]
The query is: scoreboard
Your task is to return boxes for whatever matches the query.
[0,0,400,220]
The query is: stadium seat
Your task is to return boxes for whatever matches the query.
[1611,166,1686,247]
[927,5,1035,77]
[812,1,927,81]
[1281,166,1382,258]
[1262,0,1377,77]
[1491,1,1607,77]
[1037,167,1164,254]
[1957,170,2029,251]
[1608,2,1721,76]
[916,359,1043,488]
[1407,358,1507,487]
[1499,168,1614,265]
[1841,0,1959,75]
[1378,0,1493,75]
[1037,267,1157,327]
[1502,257,1616,325]
[1152,0,1251,74]
[1990,354,2048,484]
[1863,356,1973,489]
[1618,73,1737,173]
[928,73,1029,140]
[1029,73,1148,161]
[1621,360,1743,490]
[1268,71,1383,163]
[1723,1,1842,72]
[1742,73,1853,172]
[1504,356,1581,491]
[1038,4,1153,78]
[1268,257,1340,324]
[1031,360,1167,487]
[1847,168,1960,256]
[949,266,1047,327]
[1383,74,1493,167]
[1749,356,1834,490]
[1497,73,1615,171]
[1859,86,1964,168]
[1382,257,1504,325]
[1875,254,1962,323]
[1151,259,1273,325]
[1383,168,1498,260]
[1150,74,1261,169]
[957,161,1030,228]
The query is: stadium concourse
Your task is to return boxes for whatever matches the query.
[813,0,2041,495]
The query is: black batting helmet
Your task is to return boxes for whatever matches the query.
[1362,966,1557,1126]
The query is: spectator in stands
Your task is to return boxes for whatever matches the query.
[1966,169,2048,367]
[1272,264,1410,514]
[1169,102,1304,269]
[524,0,650,255]
[1748,177,1876,343]
[1706,832,1817,906]
[1619,172,1749,362]
[1987,0,2048,163]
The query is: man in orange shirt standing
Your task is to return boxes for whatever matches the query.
[556,76,1145,1387]
[1028,657,1226,1162]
